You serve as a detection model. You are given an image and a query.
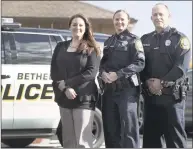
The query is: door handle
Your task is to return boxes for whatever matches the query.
[1,75,11,79]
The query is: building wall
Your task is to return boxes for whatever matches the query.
[13,17,115,34]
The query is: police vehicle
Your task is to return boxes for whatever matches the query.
[185,68,192,133]
[1,18,109,148]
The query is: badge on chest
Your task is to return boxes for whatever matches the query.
[165,39,171,46]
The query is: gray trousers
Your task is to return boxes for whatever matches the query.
[59,107,94,148]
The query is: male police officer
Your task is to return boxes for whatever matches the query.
[98,10,145,148]
[140,3,191,148]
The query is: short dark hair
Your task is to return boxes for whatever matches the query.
[153,3,170,12]
[113,9,130,20]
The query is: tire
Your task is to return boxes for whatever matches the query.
[138,95,144,133]
[56,108,104,148]
[92,108,104,148]
[2,138,35,148]
[56,119,63,146]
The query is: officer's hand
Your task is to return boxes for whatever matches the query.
[146,78,163,95]
[101,72,112,83]
[108,72,118,83]
[64,88,77,100]
[57,80,65,91]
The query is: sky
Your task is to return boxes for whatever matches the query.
[83,1,192,43]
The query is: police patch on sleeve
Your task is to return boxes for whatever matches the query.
[179,37,190,50]
[135,40,144,51]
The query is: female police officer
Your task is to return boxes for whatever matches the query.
[98,10,145,148]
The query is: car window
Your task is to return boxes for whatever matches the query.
[95,38,107,43]
[1,32,15,64]
[50,35,62,52]
[62,35,72,41]
[13,33,52,65]
[1,34,5,64]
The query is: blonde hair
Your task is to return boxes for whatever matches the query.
[113,9,130,20]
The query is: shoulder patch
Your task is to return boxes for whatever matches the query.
[135,39,144,51]
[179,37,190,50]
[129,33,138,38]
[141,32,154,42]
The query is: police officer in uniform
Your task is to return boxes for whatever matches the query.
[140,3,191,148]
[98,10,145,148]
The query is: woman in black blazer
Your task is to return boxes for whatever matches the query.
[50,13,100,148]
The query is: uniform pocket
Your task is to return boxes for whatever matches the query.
[159,50,174,67]
[113,47,129,63]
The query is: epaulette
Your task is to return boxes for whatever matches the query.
[141,31,157,41]
[106,35,114,41]
[129,32,138,39]
[169,28,188,43]
[104,34,114,46]
[171,28,186,37]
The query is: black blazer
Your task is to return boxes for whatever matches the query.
[50,40,100,109]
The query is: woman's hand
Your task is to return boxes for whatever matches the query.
[64,88,77,100]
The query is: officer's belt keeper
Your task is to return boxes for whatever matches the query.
[104,75,136,92]
[114,74,140,92]
[105,79,124,92]
[161,79,188,101]
[141,79,188,100]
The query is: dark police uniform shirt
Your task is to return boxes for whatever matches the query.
[99,29,145,80]
[140,26,191,83]
[50,40,100,110]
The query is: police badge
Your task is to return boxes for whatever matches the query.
[165,40,171,46]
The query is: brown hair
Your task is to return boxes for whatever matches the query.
[68,14,100,56]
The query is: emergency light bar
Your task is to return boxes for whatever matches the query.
[2,18,14,23]
[1,18,22,29]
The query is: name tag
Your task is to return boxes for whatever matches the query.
[143,44,150,46]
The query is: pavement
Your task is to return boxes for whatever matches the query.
[1,135,192,148]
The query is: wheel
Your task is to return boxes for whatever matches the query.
[92,108,104,148]
[2,138,35,148]
[138,95,144,133]
[56,108,104,148]
[56,120,63,146]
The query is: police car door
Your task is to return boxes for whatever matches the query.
[1,32,16,129]
[12,32,60,129]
